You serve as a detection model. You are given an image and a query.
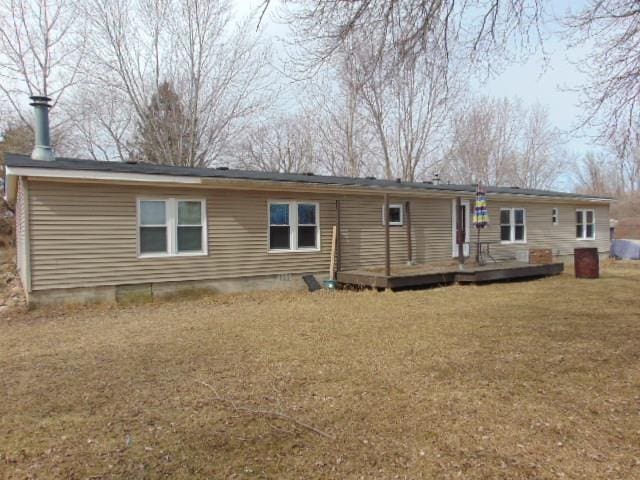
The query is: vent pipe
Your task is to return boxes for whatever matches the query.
[30,95,55,161]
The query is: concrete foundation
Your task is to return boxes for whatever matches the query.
[27,271,329,307]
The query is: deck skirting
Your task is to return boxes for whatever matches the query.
[337,262,564,289]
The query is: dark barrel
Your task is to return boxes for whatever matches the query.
[574,247,599,279]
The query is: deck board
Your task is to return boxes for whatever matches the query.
[337,261,564,289]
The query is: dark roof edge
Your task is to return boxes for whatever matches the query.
[4,153,613,202]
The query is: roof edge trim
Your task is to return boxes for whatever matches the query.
[5,162,613,203]
[3,168,18,204]
[6,165,204,186]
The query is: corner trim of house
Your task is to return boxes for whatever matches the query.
[23,178,32,294]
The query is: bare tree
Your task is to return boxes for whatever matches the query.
[64,84,134,161]
[444,97,562,189]
[610,133,640,194]
[354,41,454,182]
[568,1,640,145]
[236,114,317,173]
[0,0,85,128]
[444,97,519,186]
[305,56,374,178]
[265,0,640,147]
[574,151,616,196]
[574,145,639,218]
[575,134,639,197]
[76,0,271,166]
[511,103,563,189]
[266,0,545,77]
[1,119,32,176]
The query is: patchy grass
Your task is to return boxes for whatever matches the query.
[1,262,639,479]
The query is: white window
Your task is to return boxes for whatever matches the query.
[137,198,206,257]
[552,208,559,225]
[500,208,526,243]
[576,209,595,240]
[268,201,319,252]
[382,203,403,226]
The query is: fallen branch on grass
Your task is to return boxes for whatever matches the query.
[197,380,335,440]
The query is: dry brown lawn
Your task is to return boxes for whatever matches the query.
[1,262,639,479]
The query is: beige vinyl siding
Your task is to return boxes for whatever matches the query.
[411,197,452,263]
[15,178,28,290]
[27,179,611,291]
[29,181,336,291]
[467,201,610,260]
[339,196,453,270]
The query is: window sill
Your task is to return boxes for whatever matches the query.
[268,248,321,254]
[500,241,527,245]
[138,251,208,259]
[576,238,596,241]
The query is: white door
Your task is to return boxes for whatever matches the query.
[451,199,470,257]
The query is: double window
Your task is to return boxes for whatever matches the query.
[382,204,404,226]
[576,209,595,240]
[500,208,526,243]
[138,198,206,257]
[269,201,319,251]
[552,208,559,225]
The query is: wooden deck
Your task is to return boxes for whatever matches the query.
[337,261,564,289]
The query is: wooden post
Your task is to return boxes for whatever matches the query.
[329,226,337,280]
[335,199,341,272]
[456,197,464,265]
[384,193,391,277]
[405,200,413,264]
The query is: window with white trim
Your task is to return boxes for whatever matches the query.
[500,208,526,243]
[137,198,206,257]
[576,209,595,240]
[269,201,319,251]
[552,208,559,225]
[382,204,403,226]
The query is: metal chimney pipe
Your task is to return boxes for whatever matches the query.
[30,95,55,161]
[432,173,441,185]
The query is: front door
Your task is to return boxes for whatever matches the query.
[451,199,470,257]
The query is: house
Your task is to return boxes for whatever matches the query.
[3,98,612,306]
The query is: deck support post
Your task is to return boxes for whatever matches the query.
[336,199,341,272]
[456,197,464,266]
[384,193,391,277]
[405,200,413,265]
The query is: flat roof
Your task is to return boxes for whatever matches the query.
[5,153,612,201]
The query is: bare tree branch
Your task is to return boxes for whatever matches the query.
[198,380,335,440]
